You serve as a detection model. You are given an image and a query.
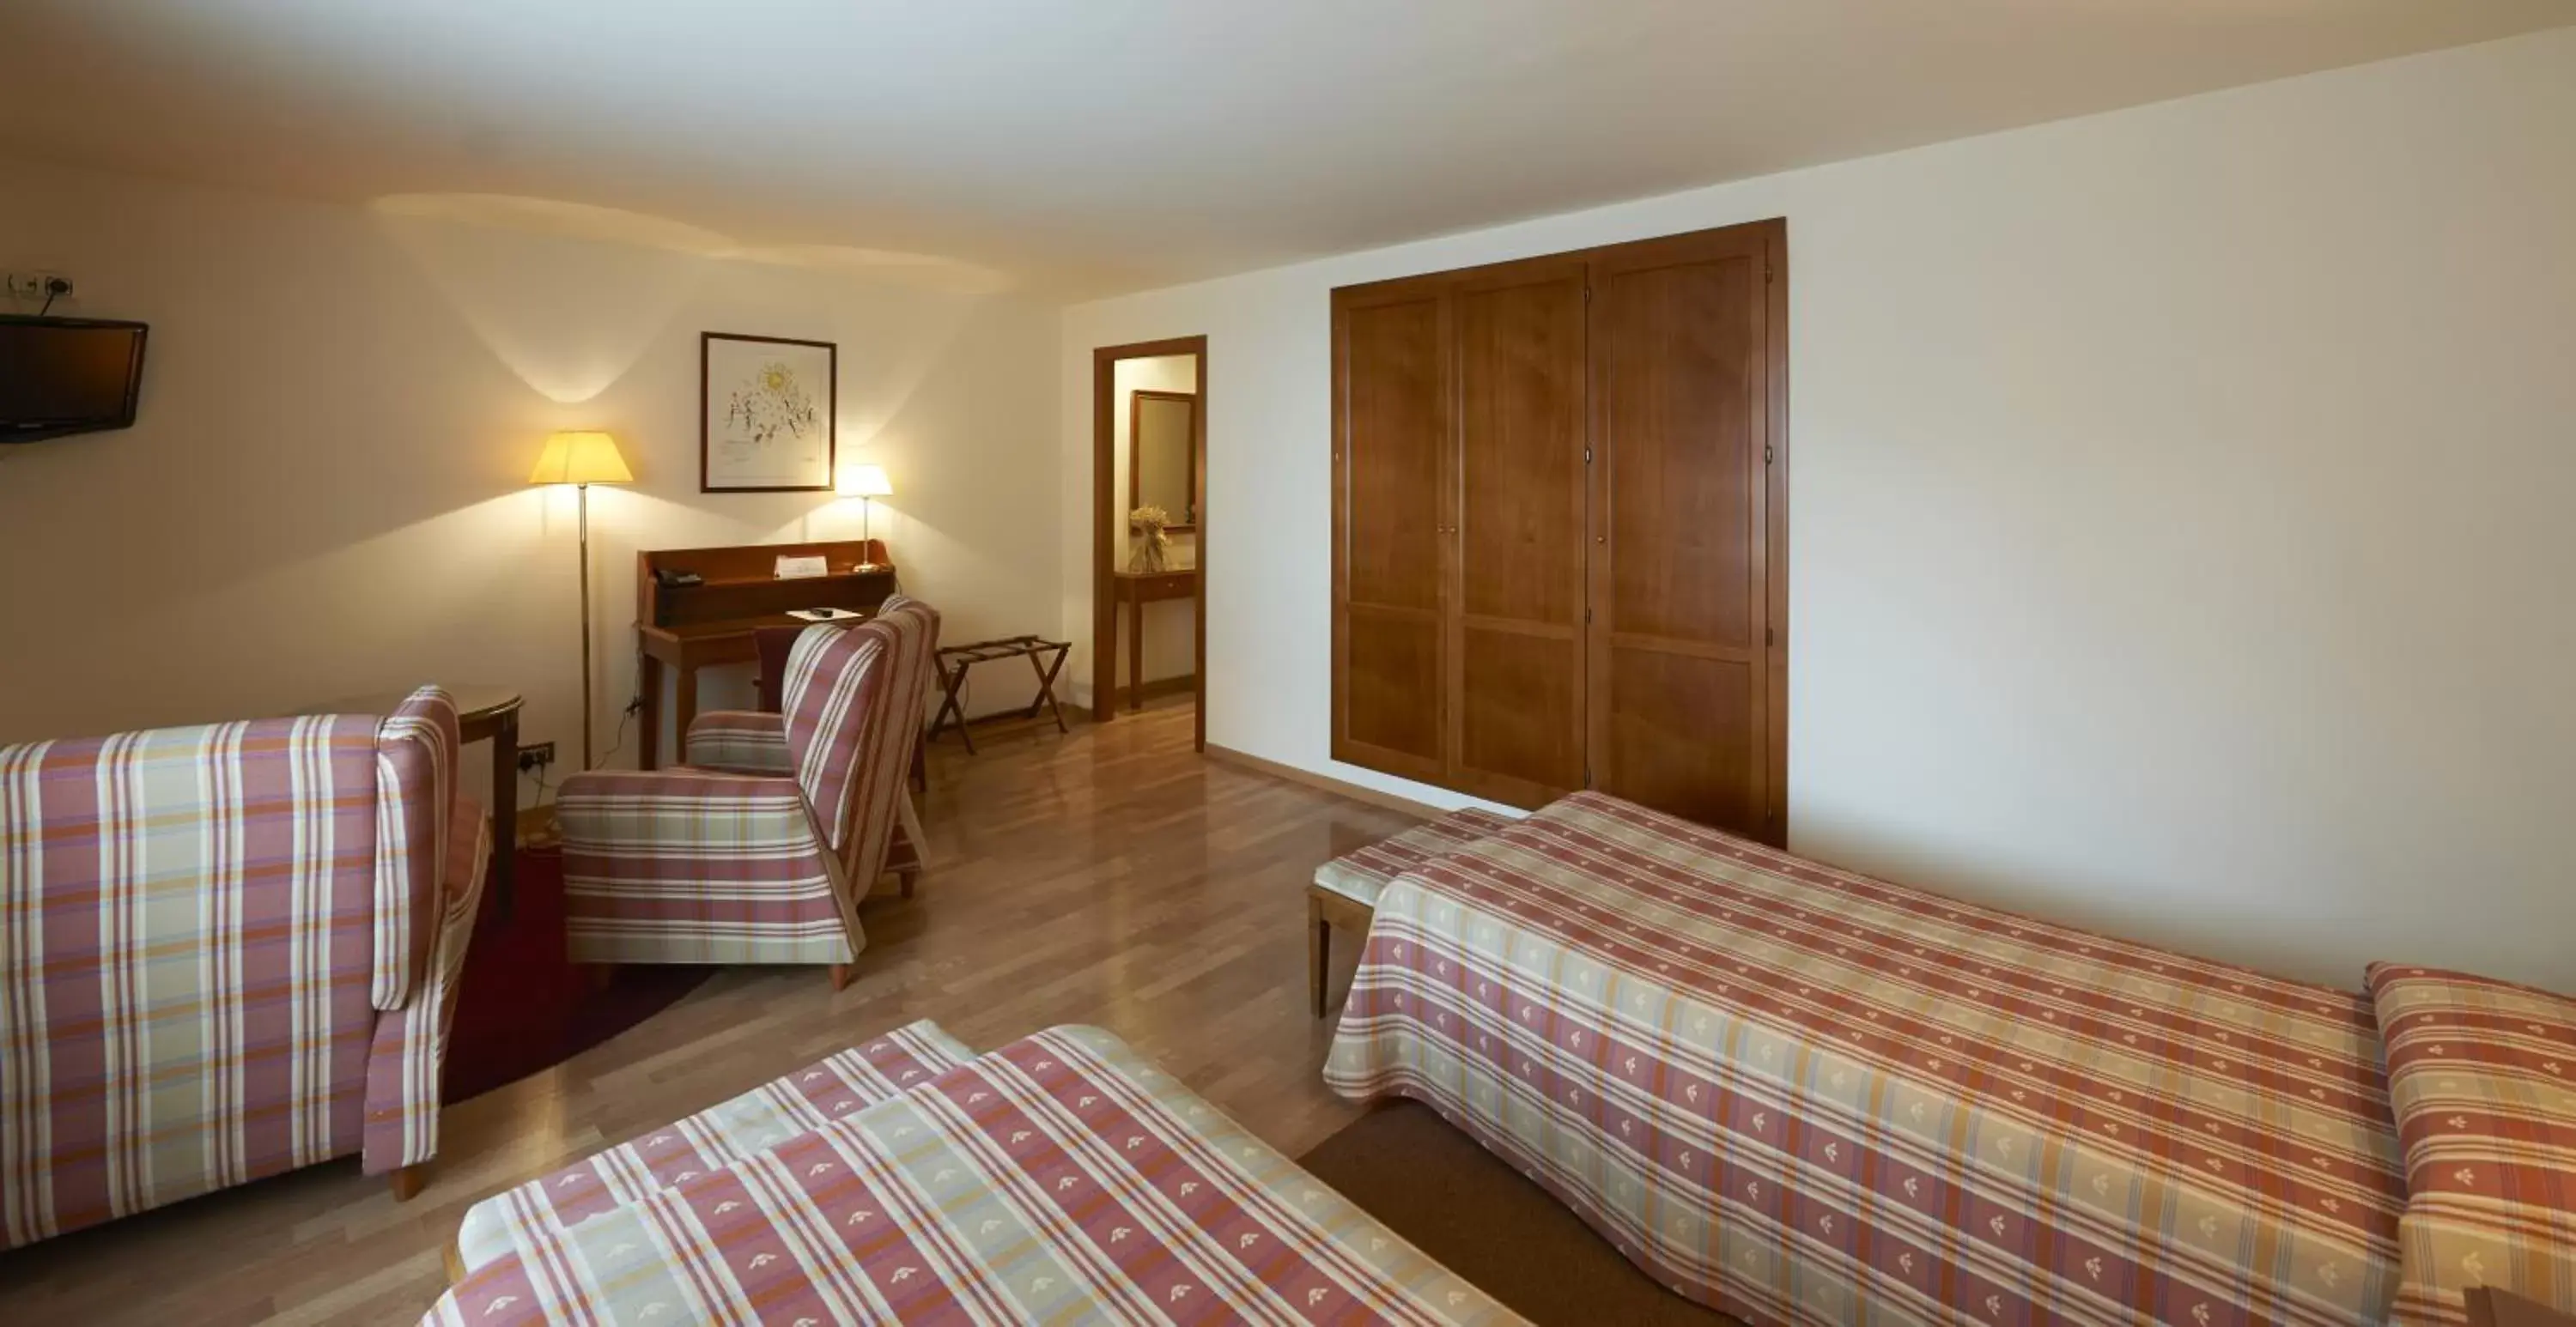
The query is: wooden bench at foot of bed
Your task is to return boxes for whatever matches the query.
[1308,808,1514,1017]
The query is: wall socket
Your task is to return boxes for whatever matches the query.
[516,741,558,774]
[5,270,74,302]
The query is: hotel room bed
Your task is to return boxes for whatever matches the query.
[429,1024,1522,1325]
[1325,791,2414,1326]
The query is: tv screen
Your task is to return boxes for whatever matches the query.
[1,315,149,444]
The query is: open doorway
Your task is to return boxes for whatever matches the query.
[1091,336,1207,749]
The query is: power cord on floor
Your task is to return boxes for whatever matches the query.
[518,692,641,809]
[521,759,557,808]
[592,694,641,776]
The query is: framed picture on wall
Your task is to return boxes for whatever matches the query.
[701,331,836,492]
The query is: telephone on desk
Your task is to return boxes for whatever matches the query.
[653,568,705,589]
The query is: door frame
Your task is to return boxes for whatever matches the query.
[1091,335,1209,749]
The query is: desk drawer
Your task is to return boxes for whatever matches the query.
[1125,571,1197,601]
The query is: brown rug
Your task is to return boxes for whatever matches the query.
[1299,1101,1744,1326]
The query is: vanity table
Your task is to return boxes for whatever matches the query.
[1113,567,1196,710]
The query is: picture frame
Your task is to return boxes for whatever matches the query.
[701,331,836,492]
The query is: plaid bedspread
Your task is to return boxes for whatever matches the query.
[1326,791,2407,1326]
[454,1020,976,1273]
[428,1026,1521,1325]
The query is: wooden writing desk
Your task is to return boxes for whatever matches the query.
[1113,567,1196,710]
[636,539,896,769]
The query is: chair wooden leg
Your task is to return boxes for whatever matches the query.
[896,791,927,865]
[1309,895,1329,1019]
[443,1234,467,1285]
[894,791,927,901]
[829,964,854,992]
[584,964,614,994]
[389,1164,425,1202]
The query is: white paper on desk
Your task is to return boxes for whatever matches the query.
[775,554,829,579]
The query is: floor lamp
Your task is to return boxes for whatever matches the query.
[528,431,634,770]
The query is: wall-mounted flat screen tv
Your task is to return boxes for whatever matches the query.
[1,315,149,445]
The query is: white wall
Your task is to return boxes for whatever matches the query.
[1060,28,2576,991]
[0,159,1063,811]
[1107,354,1198,687]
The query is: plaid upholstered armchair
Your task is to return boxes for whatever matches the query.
[561,596,938,991]
[0,686,490,1249]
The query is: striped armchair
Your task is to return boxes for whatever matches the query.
[561,597,938,990]
[0,686,490,1249]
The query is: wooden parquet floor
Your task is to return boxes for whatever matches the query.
[0,700,1419,1324]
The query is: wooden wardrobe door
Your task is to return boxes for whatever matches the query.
[1450,259,1589,805]
[1587,222,1782,841]
[1333,278,1452,783]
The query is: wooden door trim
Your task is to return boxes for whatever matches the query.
[1091,335,1208,749]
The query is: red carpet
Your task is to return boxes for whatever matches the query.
[443,845,710,1105]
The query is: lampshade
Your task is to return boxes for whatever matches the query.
[527,430,635,486]
[837,463,893,498]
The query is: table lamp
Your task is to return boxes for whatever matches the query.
[528,430,634,769]
[838,463,893,566]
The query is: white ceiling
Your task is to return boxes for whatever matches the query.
[2,1,2566,297]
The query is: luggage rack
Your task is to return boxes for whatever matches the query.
[927,634,1072,754]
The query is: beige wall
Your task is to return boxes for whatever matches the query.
[0,159,1063,811]
[1060,28,2576,990]
[1105,354,1198,688]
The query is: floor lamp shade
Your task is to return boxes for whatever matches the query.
[529,431,633,771]
[528,430,635,486]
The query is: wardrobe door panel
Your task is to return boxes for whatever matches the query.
[1346,608,1443,760]
[1457,269,1585,627]
[1602,648,1752,827]
[1333,284,1450,780]
[1589,227,1777,839]
[1344,297,1445,614]
[1451,263,1588,803]
[1460,629,1583,794]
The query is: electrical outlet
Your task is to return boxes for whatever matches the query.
[4,271,71,301]
[516,741,558,774]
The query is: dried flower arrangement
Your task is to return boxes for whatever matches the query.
[1127,505,1173,573]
